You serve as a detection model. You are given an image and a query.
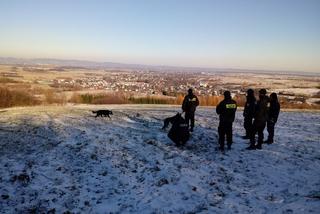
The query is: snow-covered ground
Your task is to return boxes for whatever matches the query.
[0,105,319,214]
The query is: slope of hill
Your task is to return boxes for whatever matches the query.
[0,105,319,213]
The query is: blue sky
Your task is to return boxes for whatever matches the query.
[0,0,319,72]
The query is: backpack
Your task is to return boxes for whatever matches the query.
[168,114,190,146]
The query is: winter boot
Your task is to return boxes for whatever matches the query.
[219,146,225,152]
[246,145,256,150]
[255,143,262,150]
[246,140,256,150]
[267,138,274,144]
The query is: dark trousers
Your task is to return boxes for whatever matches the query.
[185,111,195,129]
[267,120,276,142]
[244,116,253,137]
[218,122,233,149]
[250,120,266,146]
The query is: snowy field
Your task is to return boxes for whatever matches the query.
[0,105,319,214]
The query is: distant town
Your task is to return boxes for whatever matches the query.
[0,61,319,109]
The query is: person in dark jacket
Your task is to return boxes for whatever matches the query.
[216,91,237,151]
[182,88,199,132]
[265,93,280,144]
[247,88,269,150]
[242,89,256,139]
[167,113,190,146]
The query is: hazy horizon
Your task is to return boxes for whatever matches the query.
[1,56,320,75]
[1,0,319,73]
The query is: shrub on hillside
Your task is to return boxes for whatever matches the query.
[0,77,20,83]
[0,87,39,108]
[44,90,67,105]
[69,92,128,104]
[129,96,174,105]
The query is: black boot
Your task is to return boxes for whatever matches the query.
[264,139,273,144]
[246,138,256,150]
[246,144,256,150]
[256,143,262,150]
[267,138,273,144]
[219,146,225,152]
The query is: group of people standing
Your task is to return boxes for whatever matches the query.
[181,88,280,152]
[242,89,280,150]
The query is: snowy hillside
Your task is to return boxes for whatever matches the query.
[0,105,319,213]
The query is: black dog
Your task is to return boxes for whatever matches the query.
[92,110,113,118]
[162,113,181,129]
